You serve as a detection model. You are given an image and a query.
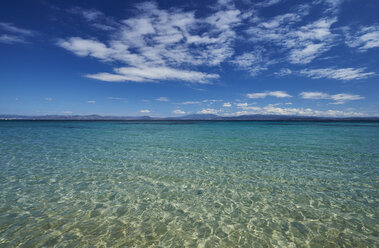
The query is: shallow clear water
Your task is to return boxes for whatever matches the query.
[0,121,378,247]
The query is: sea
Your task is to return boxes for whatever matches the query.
[0,121,378,247]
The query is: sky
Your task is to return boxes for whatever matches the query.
[1,0,379,117]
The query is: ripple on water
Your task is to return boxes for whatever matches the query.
[0,121,378,247]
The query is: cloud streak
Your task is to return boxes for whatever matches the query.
[345,25,379,51]
[299,92,364,104]
[0,22,34,36]
[172,109,185,114]
[234,103,365,117]
[58,1,247,83]
[300,67,375,80]
[56,0,378,84]
[198,108,219,114]
[0,22,35,44]
[247,91,292,99]
[156,97,169,102]
[85,66,219,83]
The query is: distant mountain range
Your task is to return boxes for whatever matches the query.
[1,114,379,121]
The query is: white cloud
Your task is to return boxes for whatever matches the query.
[69,7,118,31]
[232,103,366,117]
[45,97,53,102]
[231,48,271,75]
[232,51,261,68]
[246,93,267,99]
[269,91,292,98]
[223,102,232,107]
[70,7,104,21]
[107,97,127,100]
[247,91,292,99]
[287,18,337,64]
[55,1,378,83]
[322,0,345,14]
[156,97,169,102]
[329,94,364,104]
[300,67,375,80]
[58,37,113,61]
[0,22,34,36]
[235,102,261,111]
[87,100,96,104]
[62,111,73,114]
[58,1,250,84]
[246,14,337,65]
[256,0,283,8]
[85,73,137,82]
[0,22,35,44]
[236,103,248,108]
[197,108,219,114]
[299,92,329,99]
[203,99,223,103]
[345,25,379,51]
[275,68,292,76]
[172,109,185,114]
[300,91,364,104]
[288,43,325,64]
[179,101,201,105]
[0,34,25,44]
[231,2,344,73]
[85,66,219,83]
[140,109,150,113]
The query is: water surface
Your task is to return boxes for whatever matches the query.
[0,121,378,247]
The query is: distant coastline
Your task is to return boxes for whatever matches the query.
[1,114,379,122]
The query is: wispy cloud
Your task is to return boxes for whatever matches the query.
[247,91,292,99]
[178,101,201,105]
[344,25,379,51]
[56,0,377,84]
[107,97,127,100]
[172,109,185,114]
[202,99,223,103]
[256,0,283,8]
[45,97,53,102]
[58,1,248,83]
[300,67,375,80]
[223,102,232,107]
[0,22,35,44]
[70,7,104,22]
[299,91,364,104]
[85,66,219,84]
[287,18,338,64]
[0,22,34,36]
[231,48,271,75]
[140,109,150,113]
[234,103,365,117]
[275,68,292,76]
[197,108,219,114]
[87,100,96,104]
[156,97,169,102]
[0,34,25,44]
[246,8,337,65]
[68,7,118,31]
[322,0,345,13]
[235,102,261,111]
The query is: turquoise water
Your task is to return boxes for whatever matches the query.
[0,121,378,247]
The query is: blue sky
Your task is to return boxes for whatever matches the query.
[1,0,378,117]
